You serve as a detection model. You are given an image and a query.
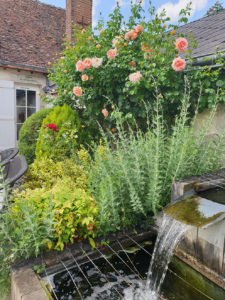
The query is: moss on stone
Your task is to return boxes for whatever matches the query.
[164,197,225,227]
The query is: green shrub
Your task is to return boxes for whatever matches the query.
[0,151,96,295]
[50,182,98,251]
[12,180,98,251]
[0,187,54,296]
[23,155,89,190]
[88,92,225,235]
[18,108,52,164]
[35,104,87,161]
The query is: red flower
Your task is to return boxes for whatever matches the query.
[45,123,59,132]
[129,61,136,67]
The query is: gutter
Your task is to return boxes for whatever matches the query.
[184,52,225,72]
[191,52,225,66]
[182,53,225,73]
[0,60,53,74]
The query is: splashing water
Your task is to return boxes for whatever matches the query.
[123,213,191,300]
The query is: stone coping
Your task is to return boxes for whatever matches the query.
[11,267,48,300]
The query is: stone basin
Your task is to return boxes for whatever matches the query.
[164,194,225,229]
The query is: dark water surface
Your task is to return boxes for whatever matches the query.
[198,188,225,205]
[48,243,225,300]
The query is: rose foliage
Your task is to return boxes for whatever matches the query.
[48,1,225,132]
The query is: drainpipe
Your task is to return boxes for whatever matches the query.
[45,78,50,91]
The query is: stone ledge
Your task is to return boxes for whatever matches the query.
[11,267,48,300]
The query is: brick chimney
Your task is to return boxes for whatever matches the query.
[66,0,93,40]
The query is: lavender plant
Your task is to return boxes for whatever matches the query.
[88,85,225,235]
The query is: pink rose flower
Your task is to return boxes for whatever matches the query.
[125,31,132,41]
[102,108,108,118]
[175,37,188,52]
[83,58,92,69]
[135,25,143,33]
[172,57,186,71]
[73,86,82,96]
[131,31,138,40]
[129,71,142,82]
[107,49,117,59]
[129,29,138,40]
[112,36,121,48]
[76,60,85,72]
[91,57,103,68]
[82,74,88,81]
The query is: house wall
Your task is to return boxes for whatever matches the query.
[0,68,47,97]
[193,104,225,135]
[0,68,47,150]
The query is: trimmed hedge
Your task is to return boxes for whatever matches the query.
[18,108,53,164]
[35,104,86,161]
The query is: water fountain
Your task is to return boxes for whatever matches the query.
[11,170,225,299]
[122,214,191,300]
[43,171,224,299]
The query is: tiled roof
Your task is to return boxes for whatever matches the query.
[0,1,225,70]
[0,0,65,69]
[177,9,225,58]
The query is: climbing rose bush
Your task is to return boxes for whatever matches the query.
[48,2,225,131]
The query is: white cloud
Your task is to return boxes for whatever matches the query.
[156,0,208,23]
[92,0,102,27]
[111,0,129,10]
[119,0,130,7]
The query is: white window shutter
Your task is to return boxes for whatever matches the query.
[0,80,16,150]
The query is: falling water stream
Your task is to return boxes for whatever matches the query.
[123,213,191,300]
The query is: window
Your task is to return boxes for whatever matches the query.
[16,89,36,139]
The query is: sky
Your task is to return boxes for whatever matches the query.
[40,0,221,27]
